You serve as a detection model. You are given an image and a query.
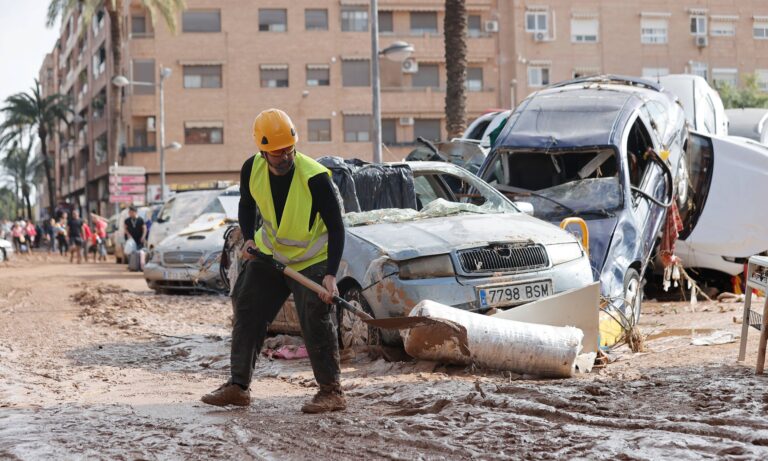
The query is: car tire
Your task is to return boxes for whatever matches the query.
[337,286,380,350]
[623,268,643,326]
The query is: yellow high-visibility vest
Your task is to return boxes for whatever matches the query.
[250,152,330,271]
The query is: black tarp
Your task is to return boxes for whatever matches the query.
[317,157,418,212]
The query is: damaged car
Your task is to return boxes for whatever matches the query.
[477,75,688,323]
[324,160,593,348]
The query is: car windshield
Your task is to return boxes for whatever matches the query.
[344,167,519,227]
[166,190,222,222]
[483,148,623,220]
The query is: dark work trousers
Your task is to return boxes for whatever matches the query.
[230,257,341,388]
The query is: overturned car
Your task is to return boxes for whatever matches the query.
[478,75,689,323]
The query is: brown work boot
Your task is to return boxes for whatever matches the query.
[201,382,250,407]
[301,384,347,414]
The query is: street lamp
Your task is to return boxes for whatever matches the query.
[371,1,414,164]
[112,67,180,202]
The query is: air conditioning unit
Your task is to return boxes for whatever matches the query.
[399,117,414,126]
[484,20,499,33]
[533,31,546,42]
[401,58,418,74]
[146,116,156,132]
[695,35,708,47]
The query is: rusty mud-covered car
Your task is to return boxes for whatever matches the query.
[477,75,689,324]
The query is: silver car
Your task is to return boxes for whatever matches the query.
[143,192,239,292]
[276,161,593,348]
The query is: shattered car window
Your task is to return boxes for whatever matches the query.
[487,149,623,220]
[345,168,518,227]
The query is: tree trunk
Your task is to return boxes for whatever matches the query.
[38,126,56,218]
[107,2,124,169]
[444,0,468,139]
[22,184,33,221]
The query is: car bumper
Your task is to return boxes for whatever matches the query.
[364,256,593,342]
[143,262,225,292]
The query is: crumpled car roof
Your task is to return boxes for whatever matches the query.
[495,87,638,150]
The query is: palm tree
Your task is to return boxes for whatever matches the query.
[47,0,186,173]
[0,81,70,217]
[0,187,16,221]
[444,0,468,139]
[1,136,42,220]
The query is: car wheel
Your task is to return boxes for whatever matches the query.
[623,268,643,325]
[337,286,380,350]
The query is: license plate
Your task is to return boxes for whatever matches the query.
[163,270,190,281]
[478,280,553,308]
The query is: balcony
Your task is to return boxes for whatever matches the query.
[126,145,157,153]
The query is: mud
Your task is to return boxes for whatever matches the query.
[2,257,768,459]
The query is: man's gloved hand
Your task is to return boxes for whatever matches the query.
[321,275,338,304]
[242,239,257,260]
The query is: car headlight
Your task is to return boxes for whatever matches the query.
[547,242,584,265]
[200,251,221,267]
[399,254,455,280]
[149,250,161,263]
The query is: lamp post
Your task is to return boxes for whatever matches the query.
[370,1,414,163]
[112,67,180,204]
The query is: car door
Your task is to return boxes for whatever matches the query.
[678,132,768,258]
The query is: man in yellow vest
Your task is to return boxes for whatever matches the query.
[202,109,346,413]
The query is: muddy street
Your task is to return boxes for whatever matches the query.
[1,256,768,460]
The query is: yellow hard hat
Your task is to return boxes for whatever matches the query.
[252,108,298,152]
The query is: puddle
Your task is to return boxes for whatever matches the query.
[647,328,717,340]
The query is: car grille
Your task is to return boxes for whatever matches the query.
[163,251,203,266]
[457,243,549,274]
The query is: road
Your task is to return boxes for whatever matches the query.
[1,254,768,460]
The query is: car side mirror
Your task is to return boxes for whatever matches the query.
[513,201,535,216]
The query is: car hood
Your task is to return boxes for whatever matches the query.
[155,223,228,254]
[347,213,577,260]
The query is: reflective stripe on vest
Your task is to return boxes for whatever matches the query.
[249,152,331,271]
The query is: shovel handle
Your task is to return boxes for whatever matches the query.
[247,248,375,321]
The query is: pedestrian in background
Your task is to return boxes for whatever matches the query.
[91,211,108,262]
[55,215,68,256]
[25,220,37,249]
[124,206,146,250]
[44,218,56,253]
[67,210,84,264]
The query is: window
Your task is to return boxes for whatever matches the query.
[754,21,768,39]
[306,65,330,86]
[757,70,768,92]
[527,66,549,87]
[305,9,328,30]
[525,11,548,33]
[641,18,668,44]
[182,10,221,33]
[131,14,149,36]
[259,9,287,32]
[94,133,107,165]
[343,115,371,142]
[379,11,393,33]
[341,7,368,32]
[308,119,331,142]
[92,45,106,78]
[414,119,441,141]
[382,119,397,144]
[133,127,148,148]
[132,59,155,95]
[412,63,439,88]
[184,122,223,144]
[642,68,669,79]
[710,20,735,36]
[466,67,483,91]
[571,18,598,42]
[183,65,222,88]
[260,65,289,88]
[468,15,482,37]
[410,12,438,34]
[712,68,738,88]
[690,15,706,35]
[341,59,370,87]
[690,62,708,80]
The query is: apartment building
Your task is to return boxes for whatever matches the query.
[40,0,503,214]
[499,0,768,106]
[38,0,768,214]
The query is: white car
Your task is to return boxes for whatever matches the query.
[147,186,239,250]
[0,238,13,262]
[658,74,728,136]
[461,110,513,152]
[674,132,768,288]
[726,108,768,146]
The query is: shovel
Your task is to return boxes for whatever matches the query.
[247,248,468,337]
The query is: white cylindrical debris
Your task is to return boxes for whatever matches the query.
[402,300,584,378]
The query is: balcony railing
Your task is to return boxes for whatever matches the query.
[126,145,157,153]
